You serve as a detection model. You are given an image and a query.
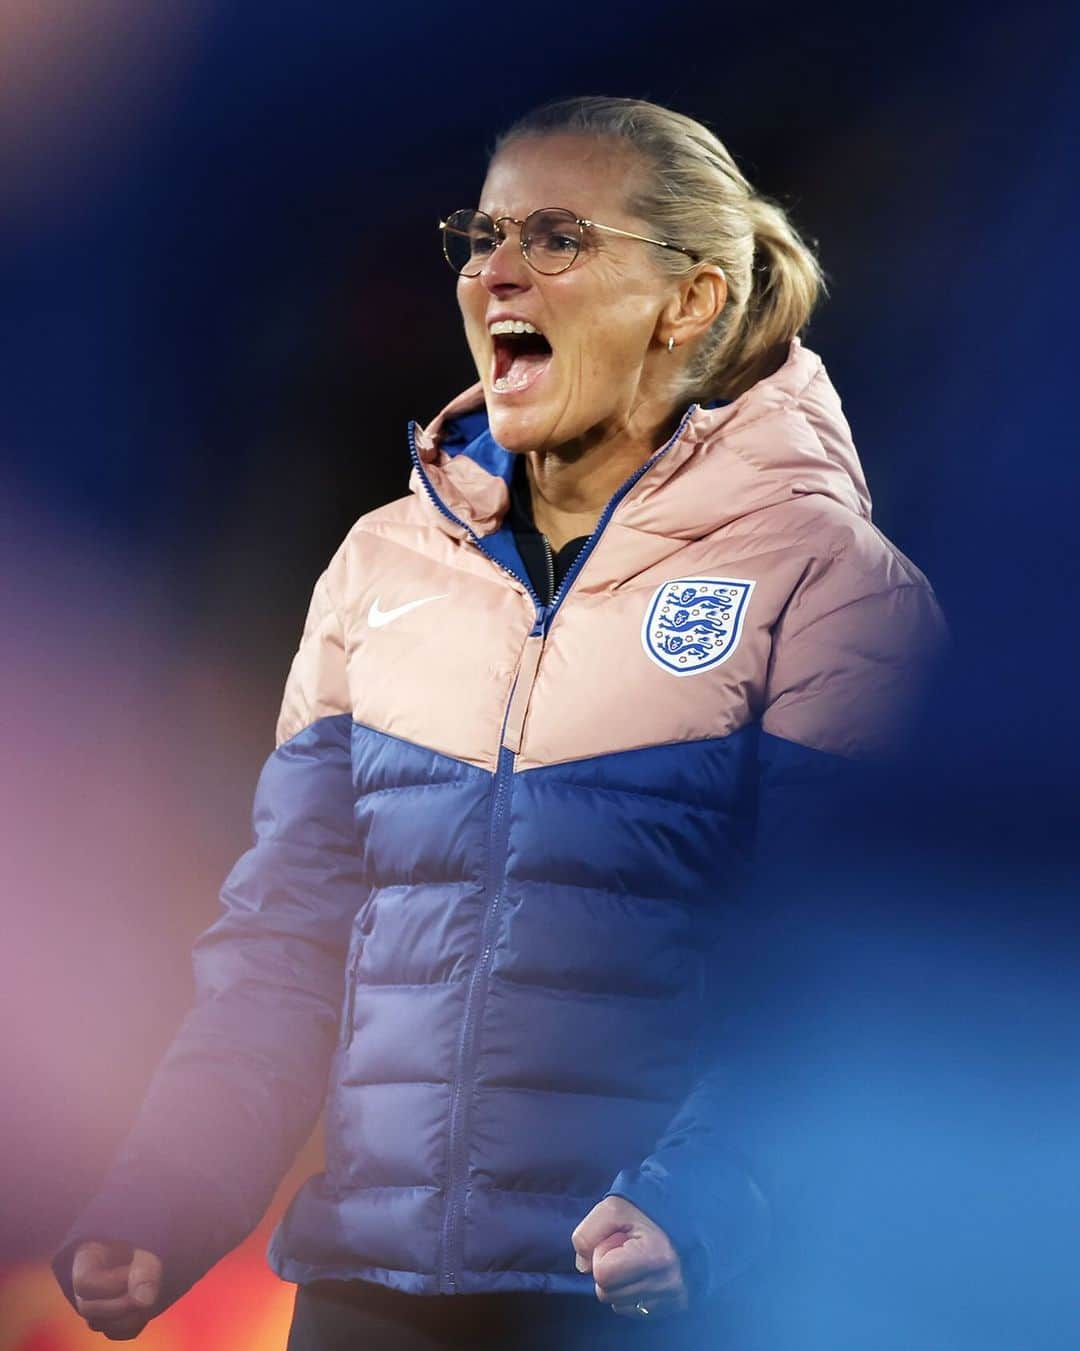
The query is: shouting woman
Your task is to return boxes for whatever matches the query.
[55,96,947,1350]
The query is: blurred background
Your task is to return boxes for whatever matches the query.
[1,0,1078,1347]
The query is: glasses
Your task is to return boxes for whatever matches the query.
[439,207,701,277]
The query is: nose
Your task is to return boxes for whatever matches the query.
[480,222,532,295]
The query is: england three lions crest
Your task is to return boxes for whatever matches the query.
[641,577,756,677]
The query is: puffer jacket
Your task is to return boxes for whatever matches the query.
[52,336,948,1314]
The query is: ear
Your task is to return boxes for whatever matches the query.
[657,265,727,351]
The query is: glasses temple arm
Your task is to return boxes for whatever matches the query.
[580,219,703,264]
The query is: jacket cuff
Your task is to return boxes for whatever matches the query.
[605,1153,770,1303]
[50,1156,227,1315]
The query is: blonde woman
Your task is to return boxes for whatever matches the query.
[55,96,947,1350]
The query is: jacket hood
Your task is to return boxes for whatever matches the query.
[409,336,872,542]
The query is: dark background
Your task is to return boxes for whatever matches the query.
[2,2,1078,1347]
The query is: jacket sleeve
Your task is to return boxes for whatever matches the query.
[51,554,364,1314]
[604,546,950,1305]
[755,544,951,860]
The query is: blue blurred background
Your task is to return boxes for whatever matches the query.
[2,1,1077,1347]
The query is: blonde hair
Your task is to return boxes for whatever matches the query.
[493,96,828,402]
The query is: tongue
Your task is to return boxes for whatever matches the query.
[494,348,550,392]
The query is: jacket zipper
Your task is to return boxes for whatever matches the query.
[407,408,697,1291]
[438,739,515,1291]
[409,427,543,1291]
[341,945,363,1050]
[541,534,555,607]
[541,402,698,632]
[407,425,544,609]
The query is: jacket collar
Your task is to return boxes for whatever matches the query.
[408,336,871,544]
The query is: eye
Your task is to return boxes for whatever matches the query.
[527,212,582,258]
[468,232,499,257]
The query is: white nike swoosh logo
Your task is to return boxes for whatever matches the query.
[368,593,449,628]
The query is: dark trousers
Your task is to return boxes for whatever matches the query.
[286,1279,724,1350]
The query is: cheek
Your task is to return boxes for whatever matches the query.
[565,283,658,381]
[459,314,487,369]
[573,315,650,392]
[457,283,484,338]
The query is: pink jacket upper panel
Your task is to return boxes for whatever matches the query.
[276,336,949,772]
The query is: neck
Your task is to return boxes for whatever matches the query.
[523,405,685,551]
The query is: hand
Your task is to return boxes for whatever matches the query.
[571,1195,689,1319]
[71,1239,164,1340]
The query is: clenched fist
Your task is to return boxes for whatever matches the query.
[71,1239,164,1340]
[571,1195,689,1318]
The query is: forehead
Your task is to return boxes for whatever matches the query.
[480,133,644,221]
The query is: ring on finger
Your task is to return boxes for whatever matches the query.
[610,1300,654,1318]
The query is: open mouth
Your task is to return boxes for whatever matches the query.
[490,325,553,395]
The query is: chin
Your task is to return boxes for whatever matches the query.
[484,400,553,455]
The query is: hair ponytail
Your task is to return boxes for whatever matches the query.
[707,193,828,399]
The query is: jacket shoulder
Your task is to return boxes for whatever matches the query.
[334,491,447,559]
[763,491,937,599]
[761,499,948,760]
[341,491,428,542]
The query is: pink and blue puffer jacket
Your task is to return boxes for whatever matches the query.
[52,336,948,1313]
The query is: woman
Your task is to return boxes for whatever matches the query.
[53,97,947,1349]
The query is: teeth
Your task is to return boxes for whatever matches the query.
[489,319,543,337]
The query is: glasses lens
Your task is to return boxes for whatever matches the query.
[442,210,498,276]
[521,209,581,274]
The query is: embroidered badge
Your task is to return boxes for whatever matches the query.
[641,577,755,677]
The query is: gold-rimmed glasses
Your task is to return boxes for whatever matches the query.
[439,207,702,277]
